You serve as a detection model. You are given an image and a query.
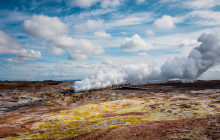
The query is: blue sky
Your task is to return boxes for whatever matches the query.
[0,0,220,81]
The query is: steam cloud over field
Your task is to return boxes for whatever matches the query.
[74,33,220,92]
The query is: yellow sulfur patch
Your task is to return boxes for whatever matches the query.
[7,98,218,140]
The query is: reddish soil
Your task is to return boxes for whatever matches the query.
[72,115,220,140]
[0,126,26,138]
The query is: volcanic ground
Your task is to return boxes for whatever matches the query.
[0,81,220,140]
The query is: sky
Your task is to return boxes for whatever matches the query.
[0,0,220,81]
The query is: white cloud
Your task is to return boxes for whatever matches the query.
[74,12,153,32]
[150,10,220,30]
[102,59,113,65]
[15,49,42,60]
[94,31,111,38]
[100,0,121,8]
[145,30,154,36]
[105,12,154,30]
[186,10,220,26]
[0,10,30,24]
[5,58,23,63]
[154,15,175,30]
[67,0,122,8]
[23,15,68,40]
[74,33,220,91]
[77,9,115,18]
[159,0,220,9]
[179,39,200,48]
[0,30,42,62]
[23,15,104,60]
[136,0,145,4]
[120,34,153,52]
[109,12,153,27]
[179,39,201,56]
[49,46,66,55]
[74,19,104,31]
[166,10,220,27]
[53,36,104,55]
[184,0,220,9]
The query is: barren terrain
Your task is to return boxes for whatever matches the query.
[0,81,220,140]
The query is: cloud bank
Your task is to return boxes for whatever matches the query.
[0,30,41,62]
[23,15,104,60]
[74,33,220,92]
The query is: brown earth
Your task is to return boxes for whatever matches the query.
[72,115,220,140]
[0,80,220,139]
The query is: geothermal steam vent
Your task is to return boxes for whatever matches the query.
[74,33,220,92]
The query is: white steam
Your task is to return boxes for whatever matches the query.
[73,33,220,92]
[74,70,125,92]
[161,33,220,80]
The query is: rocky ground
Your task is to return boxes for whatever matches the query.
[0,81,220,140]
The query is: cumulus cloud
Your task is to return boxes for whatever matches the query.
[0,30,41,62]
[120,34,153,52]
[23,15,104,60]
[94,31,111,38]
[154,15,175,30]
[52,36,103,58]
[23,15,68,40]
[74,33,220,92]
[49,46,66,56]
[102,59,113,65]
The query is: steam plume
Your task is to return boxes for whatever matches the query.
[73,33,220,92]
[161,33,220,80]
